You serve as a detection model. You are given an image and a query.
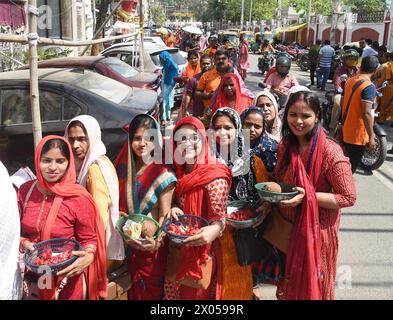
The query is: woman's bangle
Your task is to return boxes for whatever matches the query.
[210,220,225,237]
[83,245,96,254]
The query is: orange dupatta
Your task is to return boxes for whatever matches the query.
[35,135,107,300]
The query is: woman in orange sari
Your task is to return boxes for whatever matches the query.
[210,73,253,114]
[18,136,107,300]
[164,117,232,300]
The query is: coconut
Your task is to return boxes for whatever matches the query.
[141,220,158,238]
[266,182,282,193]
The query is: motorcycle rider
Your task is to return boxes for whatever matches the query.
[329,49,360,135]
[260,39,276,53]
[264,55,299,108]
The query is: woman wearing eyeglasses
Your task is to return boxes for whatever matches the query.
[254,90,282,142]
[164,117,232,300]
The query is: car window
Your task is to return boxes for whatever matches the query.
[101,57,139,78]
[1,89,32,125]
[63,96,81,120]
[73,72,132,104]
[121,53,140,68]
[150,51,186,67]
[39,90,62,121]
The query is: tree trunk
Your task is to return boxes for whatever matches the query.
[91,0,111,55]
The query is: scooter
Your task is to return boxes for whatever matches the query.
[323,75,388,171]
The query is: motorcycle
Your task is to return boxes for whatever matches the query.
[258,82,287,111]
[323,75,388,171]
[258,51,274,75]
[297,51,309,72]
[361,81,389,171]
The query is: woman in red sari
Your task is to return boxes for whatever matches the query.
[263,91,356,300]
[210,73,253,115]
[115,114,177,300]
[164,117,232,300]
[18,136,107,300]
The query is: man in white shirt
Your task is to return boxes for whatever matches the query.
[0,162,22,300]
[317,40,335,91]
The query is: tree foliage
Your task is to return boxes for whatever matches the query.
[152,0,388,26]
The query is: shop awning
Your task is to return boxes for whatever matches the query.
[274,23,307,34]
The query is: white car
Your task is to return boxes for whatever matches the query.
[101,42,188,101]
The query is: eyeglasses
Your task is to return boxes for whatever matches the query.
[175,134,201,145]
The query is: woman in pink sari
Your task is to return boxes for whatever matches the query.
[238,34,250,80]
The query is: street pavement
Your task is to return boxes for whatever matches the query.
[246,53,393,300]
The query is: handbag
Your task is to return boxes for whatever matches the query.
[261,207,293,254]
[334,79,366,145]
[165,245,213,290]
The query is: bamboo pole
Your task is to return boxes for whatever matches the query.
[0,30,140,46]
[81,0,123,56]
[0,50,25,66]
[139,0,144,72]
[28,0,42,148]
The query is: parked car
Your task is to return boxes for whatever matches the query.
[101,41,187,74]
[101,42,187,101]
[19,56,161,92]
[0,68,159,174]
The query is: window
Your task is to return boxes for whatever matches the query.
[101,57,138,79]
[63,96,81,120]
[73,72,132,105]
[37,0,71,40]
[1,89,32,125]
[39,90,62,121]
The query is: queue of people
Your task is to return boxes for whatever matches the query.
[1,37,362,301]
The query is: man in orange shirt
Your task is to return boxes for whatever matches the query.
[341,55,379,173]
[196,50,231,109]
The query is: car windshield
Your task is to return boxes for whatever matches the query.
[150,51,186,67]
[101,57,139,78]
[74,72,132,104]
[226,35,238,42]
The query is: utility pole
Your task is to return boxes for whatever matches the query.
[330,0,340,45]
[241,0,245,29]
[249,0,253,29]
[306,0,312,46]
[28,0,42,148]
[277,0,282,28]
[139,0,144,72]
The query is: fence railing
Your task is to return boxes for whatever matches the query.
[351,11,385,23]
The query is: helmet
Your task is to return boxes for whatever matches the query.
[276,51,292,59]
[342,49,359,68]
[276,56,291,77]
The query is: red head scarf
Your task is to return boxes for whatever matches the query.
[171,117,232,286]
[211,73,252,114]
[35,135,107,300]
